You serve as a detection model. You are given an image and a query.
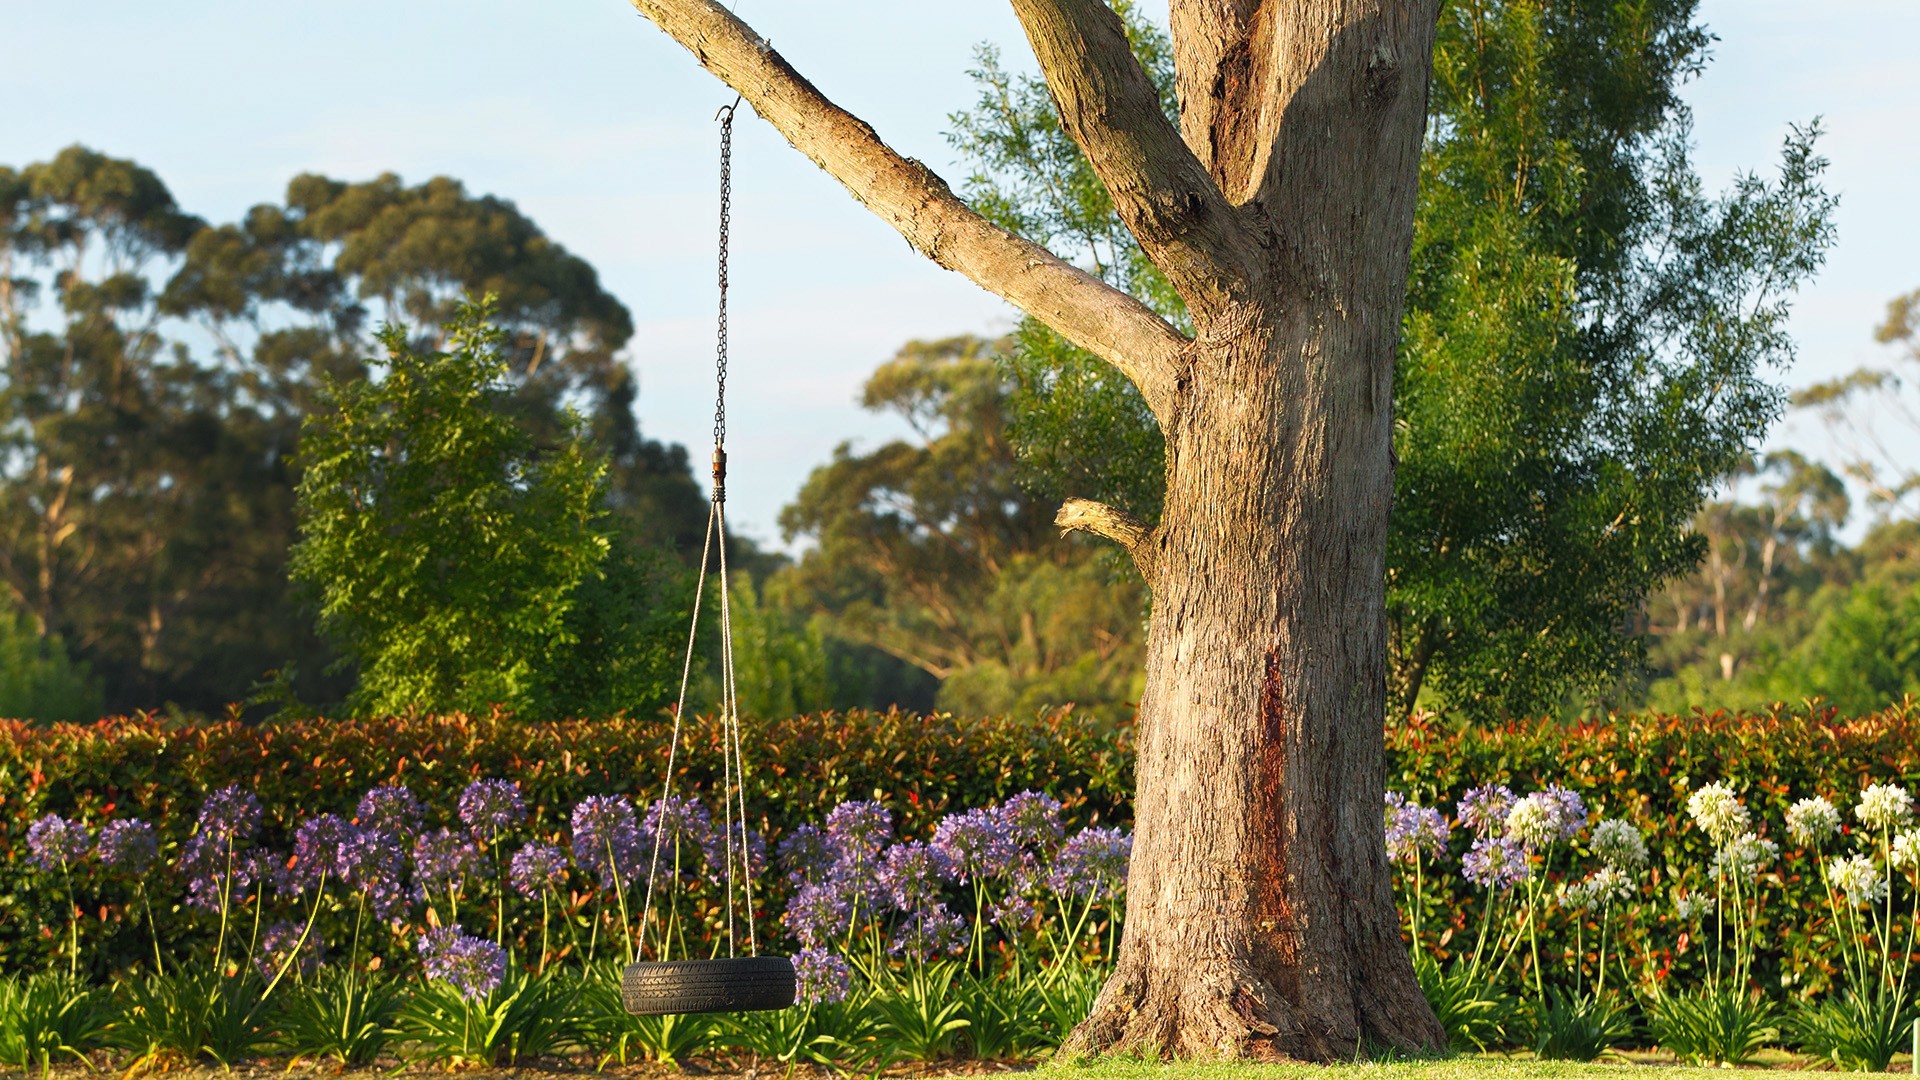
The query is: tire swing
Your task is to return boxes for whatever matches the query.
[621,101,796,1017]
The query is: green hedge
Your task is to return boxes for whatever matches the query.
[5,702,1919,994]
[1386,702,1920,995]
[0,708,1131,973]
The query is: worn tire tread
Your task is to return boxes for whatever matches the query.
[620,956,795,1015]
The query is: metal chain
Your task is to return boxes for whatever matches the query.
[711,102,736,500]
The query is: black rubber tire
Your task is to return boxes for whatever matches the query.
[620,955,797,1015]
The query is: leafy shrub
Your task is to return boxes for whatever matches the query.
[0,707,1130,972]
[110,970,272,1067]
[0,972,110,1072]
[269,967,401,1066]
[393,964,574,1067]
[1386,702,1920,993]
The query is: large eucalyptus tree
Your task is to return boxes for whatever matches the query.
[628,0,1446,1059]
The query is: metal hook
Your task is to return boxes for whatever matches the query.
[715,95,742,122]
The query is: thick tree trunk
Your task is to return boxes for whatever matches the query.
[1063,1,1445,1056]
[625,0,1444,1060]
[1065,315,1439,1060]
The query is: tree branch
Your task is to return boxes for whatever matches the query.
[1056,497,1158,584]
[626,0,1188,426]
[1010,0,1258,320]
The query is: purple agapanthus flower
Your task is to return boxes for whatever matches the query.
[1458,784,1516,839]
[1050,827,1131,899]
[702,825,768,884]
[249,848,294,897]
[879,841,953,912]
[1542,783,1589,841]
[784,881,855,946]
[413,827,486,896]
[1385,801,1451,864]
[179,834,257,913]
[824,801,891,864]
[290,814,354,891]
[777,824,838,886]
[27,814,92,871]
[356,784,425,839]
[458,779,526,836]
[640,796,714,850]
[196,787,262,847]
[508,842,568,898]
[991,891,1040,931]
[999,791,1065,852]
[890,905,968,961]
[932,807,1024,883]
[96,818,159,874]
[418,924,505,1000]
[793,946,853,1005]
[570,795,642,889]
[1462,836,1530,891]
[257,919,324,979]
[337,827,409,918]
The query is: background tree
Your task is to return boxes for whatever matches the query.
[1793,287,1920,519]
[0,148,716,715]
[290,299,684,720]
[949,0,1836,722]
[0,595,99,721]
[774,335,1145,719]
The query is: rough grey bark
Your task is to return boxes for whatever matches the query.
[628,0,1444,1060]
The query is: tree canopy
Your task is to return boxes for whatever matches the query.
[0,146,711,715]
[774,335,1145,719]
[948,0,1836,721]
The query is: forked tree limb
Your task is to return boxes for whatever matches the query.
[627,0,1189,427]
[1056,497,1158,584]
[1009,0,1260,319]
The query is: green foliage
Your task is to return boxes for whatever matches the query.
[268,966,401,1066]
[724,571,834,721]
[720,996,877,1066]
[0,707,1131,972]
[291,298,680,719]
[1642,985,1778,1067]
[866,960,971,1061]
[946,2,1836,722]
[1786,986,1917,1073]
[110,970,272,1067]
[1646,516,1920,712]
[572,964,712,1067]
[774,336,1145,720]
[394,965,574,1067]
[0,972,110,1073]
[1,147,712,717]
[1414,953,1509,1052]
[0,600,99,722]
[1530,988,1632,1062]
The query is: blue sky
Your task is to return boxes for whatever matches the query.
[6,1,1916,548]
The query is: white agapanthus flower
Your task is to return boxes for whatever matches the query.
[1560,871,1632,913]
[1505,793,1560,849]
[1855,783,1914,831]
[1784,796,1842,847]
[1687,782,1750,845]
[1890,829,1920,871]
[1591,818,1648,871]
[1673,891,1712,921]
[1711,832,1778,878]
[1827,853,1888,906]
